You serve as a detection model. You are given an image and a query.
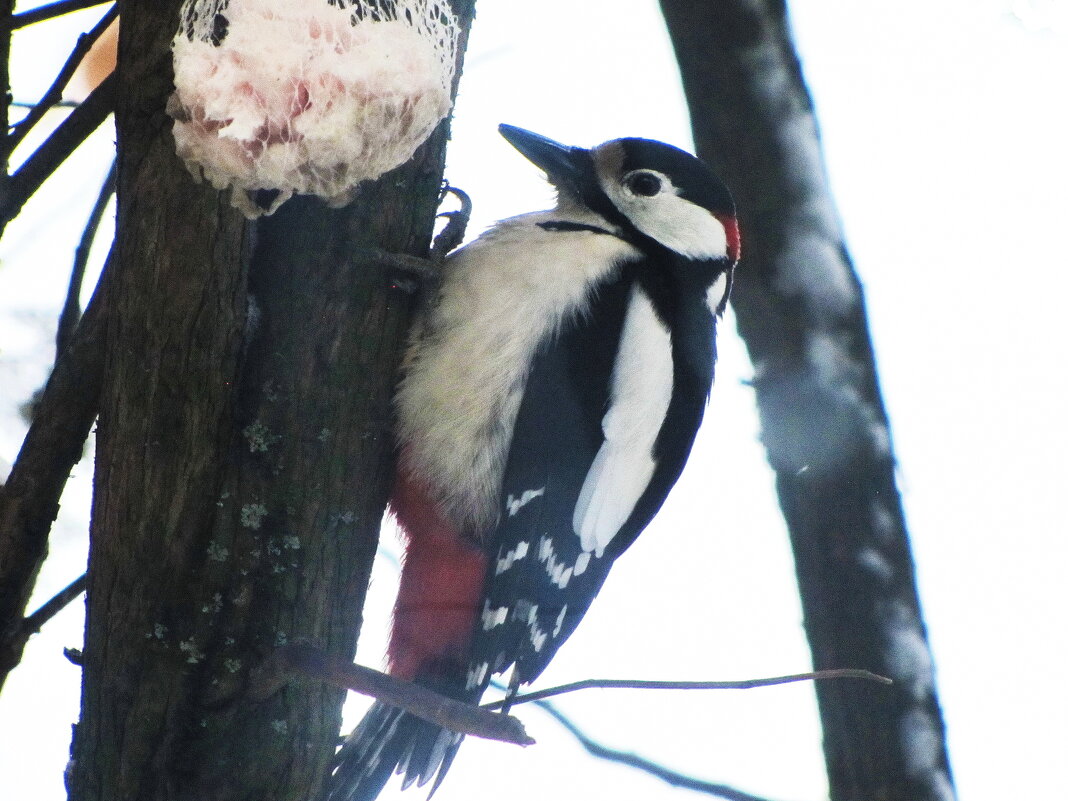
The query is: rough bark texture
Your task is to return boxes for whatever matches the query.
[68,2,475,800]
[658,2,955,800]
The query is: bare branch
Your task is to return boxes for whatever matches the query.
[11,99,79,109]
[8,0,111,30]
[19,573,86,636]
[7,4,117,149]
[1,70,115,231]
[536,699,777,801]
[251,645,534,747]
[484,668,892,709]
[56,156,115,357]
[0,268,109,693]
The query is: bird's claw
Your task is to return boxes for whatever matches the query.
[430,183,472,262]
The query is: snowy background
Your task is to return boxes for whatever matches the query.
[1,1,1066,800]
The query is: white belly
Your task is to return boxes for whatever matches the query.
[394,209,640,534]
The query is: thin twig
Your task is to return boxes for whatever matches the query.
[19,573,86,636]
[56,156,116,358]
[8,5,117,148]
[536,699,777,801]
[484,669,892,710]
[1,71,115,231]
[8,0,112,30]
[250,645,534,747]
[11,100,80,109]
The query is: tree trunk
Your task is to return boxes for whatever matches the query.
[658,2,955,800]
[68,2,475,799]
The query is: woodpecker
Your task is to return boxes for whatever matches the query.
[330,124,740,800]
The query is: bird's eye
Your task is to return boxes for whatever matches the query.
[625,171,662,197]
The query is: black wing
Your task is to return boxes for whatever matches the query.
[467,260,716,691]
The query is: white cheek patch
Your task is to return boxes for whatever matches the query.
[572,287,673,557]
[602,170,729,260]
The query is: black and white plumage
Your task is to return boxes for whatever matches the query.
[329,124,740,801]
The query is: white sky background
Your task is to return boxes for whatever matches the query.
[1,1,1066,800]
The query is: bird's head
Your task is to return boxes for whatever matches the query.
[498,123,740,265]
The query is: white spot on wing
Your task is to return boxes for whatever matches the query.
[573,287,672,556]
[529,622,547,653]
[465,662,488,690]
[495,540,530,575]
[506,487,544,517]
[522,602,547,652]
[537,535,575,588]
[553,605,567,637]
[573,551,591,576]
[481,601,509,631]
[538,535,554,563]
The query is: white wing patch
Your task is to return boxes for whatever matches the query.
[506,488,545,517]
[572,287,673,557]
[706,272,729,316]
[495,540,530,575]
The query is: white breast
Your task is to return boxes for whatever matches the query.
[395,209,640,534]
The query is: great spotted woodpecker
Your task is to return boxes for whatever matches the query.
[329,124,740,800]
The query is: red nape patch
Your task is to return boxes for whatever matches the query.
[387,466,487,681]
[714,213,742,264]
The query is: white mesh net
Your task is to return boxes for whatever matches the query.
[168,0,458,217]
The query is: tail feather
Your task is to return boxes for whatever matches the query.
[330,466,487,800]
[328,702,464,801]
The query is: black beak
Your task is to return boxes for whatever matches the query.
[498,124,586,193]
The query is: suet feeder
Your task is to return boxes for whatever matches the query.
[168,0,459,217]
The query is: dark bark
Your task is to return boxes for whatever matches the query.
[658,2,955,800]
[0,0,15,203]
[67,2,475,800]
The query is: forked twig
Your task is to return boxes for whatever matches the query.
[537,698,778,801]
[483,668,892,709]
[8,5,117,149]
[1,71,116,228]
